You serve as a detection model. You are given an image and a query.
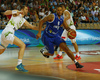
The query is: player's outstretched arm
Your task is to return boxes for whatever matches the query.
[36,14,54,39]
[4,10,23,16]
[24,20,39,30]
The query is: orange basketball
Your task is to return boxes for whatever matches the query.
[67,29,76,39]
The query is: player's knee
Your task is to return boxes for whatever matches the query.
[22,43,26,48]
[19,43,26,48]
[60,43,67,50]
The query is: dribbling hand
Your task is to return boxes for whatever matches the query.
[36,33,41,39]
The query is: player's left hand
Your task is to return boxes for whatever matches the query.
[36,33,41,39]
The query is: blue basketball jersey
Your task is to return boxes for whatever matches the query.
[44,13,64,37]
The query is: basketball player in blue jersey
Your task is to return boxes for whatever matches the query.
[36,5,83,68]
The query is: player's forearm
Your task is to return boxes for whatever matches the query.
[4,10,18,15]
[38,20,43,33]
[32,26,39,30]
[63,20,70,31]
[4,10,12,15]
[27,24,38,30]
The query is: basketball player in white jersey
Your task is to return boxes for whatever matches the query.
[54,4,81,60]
[0,6,39,72]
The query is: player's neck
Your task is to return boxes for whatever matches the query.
[58,15,61,19]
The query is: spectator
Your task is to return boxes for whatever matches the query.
[84,4,89,11]
[85,13,89,23]
[0,18,2,26]
[80,13,87,23]
[45,7,51,15]
[89,5,93,11]
[29,15,33,22]
[94,8,99,15]
[3,18,7,25]
[53,0,57,6]
[93,14,99,23]
[49,0,53,6]
[75,6,79,13]
[77,13,81,23]
[91,8,96,16]
[89,13,94,23]
[1,1,8,12]
[38,9,45,19]
[33,11,39,22]
[98,15,100,23]
[79,5,84,11]
[49,5,53,13]
[70,10,74,17]
[92,0,96,6]
[24,15,30,22]
[71,7,75,13]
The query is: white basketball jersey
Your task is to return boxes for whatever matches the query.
[6,14,26,30]
[63,10,74,27]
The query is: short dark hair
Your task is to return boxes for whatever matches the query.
[60,3,66,8]
[20,5,27,10]
[56,5,62,9]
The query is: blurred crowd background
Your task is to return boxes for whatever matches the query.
[0,0,100,29]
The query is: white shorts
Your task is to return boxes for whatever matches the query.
[1,27,15,49]
[61,25,76,43]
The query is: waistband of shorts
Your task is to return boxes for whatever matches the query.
[44,31,57,38]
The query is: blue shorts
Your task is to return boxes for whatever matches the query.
[58,27,64,36]
[42,32,65,54]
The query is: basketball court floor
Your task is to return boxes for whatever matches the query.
[0,44,100,80]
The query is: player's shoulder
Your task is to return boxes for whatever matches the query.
[49,14,54,17]
[46,14,54,19]
[64,10,70,13]
[63,10,71,17]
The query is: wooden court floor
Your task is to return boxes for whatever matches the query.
[0,44,100,80]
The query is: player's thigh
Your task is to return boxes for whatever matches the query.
[13,36,25,48]
[44,40,54,55]
[42,34,54,54]
[54,35,66,47]
[45,43,54,55]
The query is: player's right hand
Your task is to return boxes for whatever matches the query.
[36,33,41,39]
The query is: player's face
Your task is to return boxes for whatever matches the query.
[57,7,63,16]
[23,7,28,15]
